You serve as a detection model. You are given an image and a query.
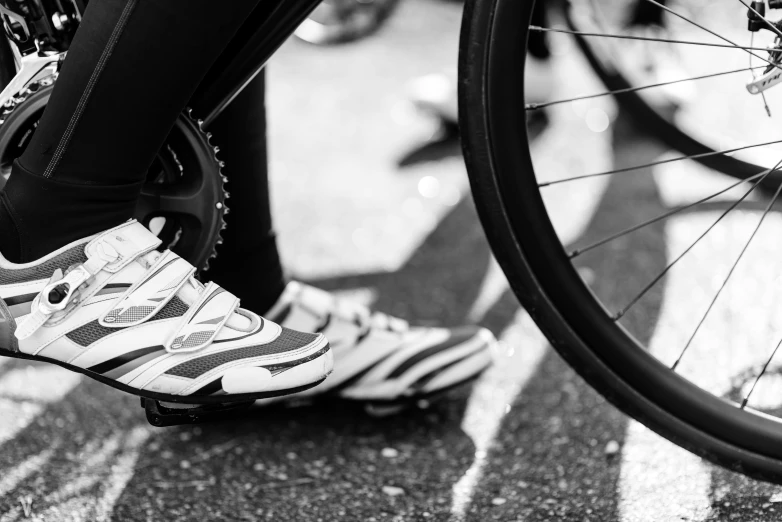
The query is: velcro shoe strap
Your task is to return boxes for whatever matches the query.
[85,220,161,274]
[166,282,239,354]
[99,250,195,328]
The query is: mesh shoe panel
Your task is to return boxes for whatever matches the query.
[0,244,87,285]
[172,331,214,350]
[104,306,156,324]
[166,327,319,379]
[67,297,189,347]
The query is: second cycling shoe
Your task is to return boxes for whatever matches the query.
[257,282,496,413]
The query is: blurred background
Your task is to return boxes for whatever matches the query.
[7,0,782,520]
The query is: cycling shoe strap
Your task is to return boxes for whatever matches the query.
[166,282,239,354]
[99,250,194,328]
[85,220,161,274]
[15,220,162,340]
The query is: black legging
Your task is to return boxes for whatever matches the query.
[0,0,286,311]
[206,71,287,313]
[0,0,553,313]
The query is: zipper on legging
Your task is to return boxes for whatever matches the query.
[43,0,138,178]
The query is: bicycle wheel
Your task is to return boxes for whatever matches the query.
[460,0,782,481]
[563,0,782,193]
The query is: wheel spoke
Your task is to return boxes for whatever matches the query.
[540,139,782,187]
[526,66,765,111]
[638,0,782,73]
[613,168,774,321]
[748,32,773,117]
[741,337,782,409]
[569,169,775,258]
[530,26,775,52]
[671,162,782,370]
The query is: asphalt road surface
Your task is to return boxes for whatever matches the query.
[3,0,782,521]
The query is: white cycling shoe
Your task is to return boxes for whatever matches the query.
[0,220,332,425]
[258,282,496,415]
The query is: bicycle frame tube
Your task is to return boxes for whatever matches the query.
[189,0,324,128]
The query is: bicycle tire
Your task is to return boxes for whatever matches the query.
[459,0,782,482]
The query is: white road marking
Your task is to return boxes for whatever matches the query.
[92,427,150,522]
[0,399,44,448]
[1,427,150,522]
[450,308,549,520]
[617,189,782,520]
[0,365,82,402]
[466,259,508,324]
[0,447,57,498]
[615,209,725,522]
[44,434,124,504]
[619,421,712,522]
[0,505,19,521]
[0,366,81,447]
[0,364,148,521]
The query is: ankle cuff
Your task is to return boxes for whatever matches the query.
[3,160,144,261]
[8,159,145,201]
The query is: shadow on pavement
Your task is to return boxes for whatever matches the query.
[396,111,549,171]
[396,122,461,169]
[463,113,670,521]
[110,188,515,521]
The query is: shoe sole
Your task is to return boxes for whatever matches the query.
[258,354,493,415]
[256,331,496,410]
[362,372,487,417]
[0,341,332,405]
[361,357,492,410]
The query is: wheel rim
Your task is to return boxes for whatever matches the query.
[475,0,782,464]
[0,84,226,271]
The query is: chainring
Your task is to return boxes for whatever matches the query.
[0,77,227,271]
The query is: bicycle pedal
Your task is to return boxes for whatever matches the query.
[142,397,255,427]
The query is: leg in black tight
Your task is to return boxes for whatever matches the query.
[0,0,262,263]
[205,70,287,313]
